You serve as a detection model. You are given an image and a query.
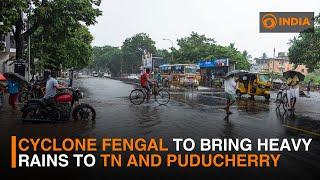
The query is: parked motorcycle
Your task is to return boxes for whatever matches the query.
[21,87,96,122]
[18,80,45,102]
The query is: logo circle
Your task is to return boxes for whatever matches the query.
[262,13,277,30]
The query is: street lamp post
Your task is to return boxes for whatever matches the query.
[163,38,174,64]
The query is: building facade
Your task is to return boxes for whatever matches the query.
[254,52,308,75]
[0,33,16,73]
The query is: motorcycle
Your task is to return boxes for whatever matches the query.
[18,80,45,102]
[21,87,96,122]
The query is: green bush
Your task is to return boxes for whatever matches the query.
[304,71,320,85]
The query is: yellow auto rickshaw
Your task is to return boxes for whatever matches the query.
[236,72,271,100]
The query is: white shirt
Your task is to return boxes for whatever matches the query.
[44,77,58,99]
[224,77,237,94]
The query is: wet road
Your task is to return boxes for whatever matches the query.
[75,78,320,139]
[1,77,320,179]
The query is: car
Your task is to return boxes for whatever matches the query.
[127,74,139,80]
[103,73,111,78]
[92,71,99,77]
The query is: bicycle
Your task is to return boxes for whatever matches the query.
[275,83,290,111]
[129,81,170,105]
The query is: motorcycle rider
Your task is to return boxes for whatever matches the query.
[43,70,62,106]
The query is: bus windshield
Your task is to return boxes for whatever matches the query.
[259,74,271,82]
[185,66,198,74]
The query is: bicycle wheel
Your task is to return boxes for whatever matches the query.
[282,93,289,111]
[155,89,170,105]
[129,89,145,105]
[275,92,282,109]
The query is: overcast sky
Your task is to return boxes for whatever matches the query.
[89,0,319,58]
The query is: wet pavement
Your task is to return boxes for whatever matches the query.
[1,77,320,179]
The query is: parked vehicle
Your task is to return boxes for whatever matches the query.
[236,72,271,100]
[159,64,200,87]
[127,74,139,80]
[21,87,96,122]
[92,71,99,77]
[103,73,111,78]
[18,80,45,102]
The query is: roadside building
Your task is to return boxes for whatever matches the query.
[0,33,16,73]
[197,58,235,86]
[254,52,308,75]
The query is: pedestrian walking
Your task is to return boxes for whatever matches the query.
[307,79,313,96]
[224,75,237,114]
[7,79,20,110]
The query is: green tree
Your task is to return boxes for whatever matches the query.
[0,0,101,60]
[121,33,156,74]
[173,32,250,70]
[31,26,94,71]
[288,14,320,72]
[175,32,216,63]
[155,49,171,63]
[90,46,122,76]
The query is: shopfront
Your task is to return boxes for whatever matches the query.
[197,58,235,87]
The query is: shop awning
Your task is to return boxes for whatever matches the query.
[198,59,229,68]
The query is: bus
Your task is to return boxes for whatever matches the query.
[159,64,200,87]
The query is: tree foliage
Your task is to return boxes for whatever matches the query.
[173,32,216,63]
[91,32,251,76]
[173,32,250,70]
[90,46,122,76]
[31,26,93,71]
[121,33,156,74]
[0,0,101,67]
[288,14,320,72]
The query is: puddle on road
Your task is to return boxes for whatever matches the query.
[170,91,270,113]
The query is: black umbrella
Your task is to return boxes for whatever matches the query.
[4,72,31,87]
[225,70,249,78]
[283,70,305,81]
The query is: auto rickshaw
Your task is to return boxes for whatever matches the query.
[236,72,271,100]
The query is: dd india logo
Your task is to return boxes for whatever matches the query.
[260,12,314,33]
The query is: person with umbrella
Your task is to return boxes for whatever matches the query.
[223,74,237,114]
[0,73,7,109]
[7,77,20,110]
[222,70,247,114]
[285,71,303,111]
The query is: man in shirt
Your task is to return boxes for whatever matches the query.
[43,70,62,107]
[287,74,299,110]
[140,68,153,101]
[224,75,237,114]
[44,71,60,99]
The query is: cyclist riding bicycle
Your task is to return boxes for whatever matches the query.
[140,68,153,102]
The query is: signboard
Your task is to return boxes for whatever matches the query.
[142,53,152,68]
[198,58,229,68]
[14,60,25,77]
